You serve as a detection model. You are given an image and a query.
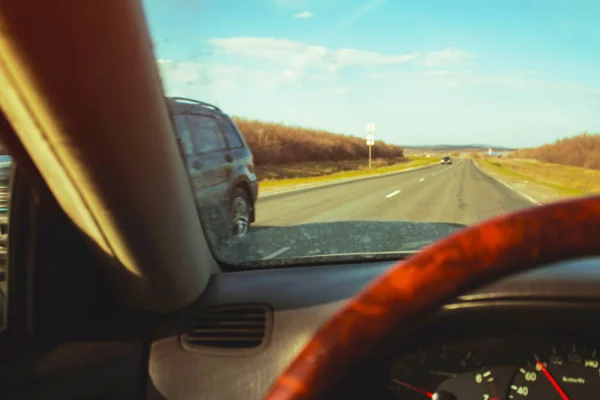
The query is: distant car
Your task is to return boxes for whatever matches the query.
[440,156,452,165]
[168,97,258,239]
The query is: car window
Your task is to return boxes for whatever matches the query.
[217,117,243,149]
[0,146,12,332]
[173,114,193,155]
[188,114,227,154]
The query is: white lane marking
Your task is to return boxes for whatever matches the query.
[385,189,401,198]
[419,178,425,182]
[471,160,541,205]
[513,190,540,205]
[262,246,291,260]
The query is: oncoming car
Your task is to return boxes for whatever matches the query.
[440,156,452,165]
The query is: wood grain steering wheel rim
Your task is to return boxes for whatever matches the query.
[265,196,600,400]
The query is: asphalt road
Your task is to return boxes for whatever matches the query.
[255,159,533,227]
[219,159,535,264]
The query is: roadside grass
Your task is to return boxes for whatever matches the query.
[477,158,600,196]
[258,157,439,194]
[257,157,406,180]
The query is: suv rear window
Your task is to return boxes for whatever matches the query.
[188,115,227,153]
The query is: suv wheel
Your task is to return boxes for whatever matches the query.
[230,187,251,236]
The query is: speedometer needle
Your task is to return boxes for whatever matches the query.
[393,379,433,398]
[430,370,458,378]
[536,360,570,400]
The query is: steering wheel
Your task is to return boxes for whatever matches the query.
[265,197,600,400]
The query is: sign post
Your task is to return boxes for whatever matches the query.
[366,122,375,170]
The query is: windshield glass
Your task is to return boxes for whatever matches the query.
[141,0,600,267]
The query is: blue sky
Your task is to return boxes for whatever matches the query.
[143,0,600,147]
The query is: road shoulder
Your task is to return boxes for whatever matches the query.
[472,159,571,205]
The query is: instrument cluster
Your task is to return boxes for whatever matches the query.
[386,338,599,400]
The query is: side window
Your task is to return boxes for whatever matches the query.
[217,117,243,148]
[173,114,193,155]
[188,115,227,153]
[0,148,11,333]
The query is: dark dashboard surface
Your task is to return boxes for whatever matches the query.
[149,256,600,400]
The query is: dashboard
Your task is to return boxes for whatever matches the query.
[149,256,600,400]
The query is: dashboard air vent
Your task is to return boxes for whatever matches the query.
[181,304,272,355]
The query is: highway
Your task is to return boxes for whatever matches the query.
[255,159,533,227]
[222,159,535,263]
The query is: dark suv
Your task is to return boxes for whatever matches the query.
[440,156,452,165]
[168,97,258,239]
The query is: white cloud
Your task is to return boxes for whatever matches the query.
[156,60,247,96]
[156,58,321,99]
[294,11,313,18]
[428,71,595,93]
[417,48,475,67]
[207,37,471,72]
[292,87,351,99]
[341,0,387,26]
[425,70,450,77]
[331,88,349,95]
[274,0,306,7]
[367,69,600,100]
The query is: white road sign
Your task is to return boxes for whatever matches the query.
[366,122,375,145]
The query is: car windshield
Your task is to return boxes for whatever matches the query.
[141,1,600,268]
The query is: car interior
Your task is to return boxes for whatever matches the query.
[0,2,600,400]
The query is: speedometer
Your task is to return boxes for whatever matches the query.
[509,343,600,399]
[388,343,498,400]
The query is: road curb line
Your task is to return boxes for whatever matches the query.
[257,162,439,200]
[472,160,541,205]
